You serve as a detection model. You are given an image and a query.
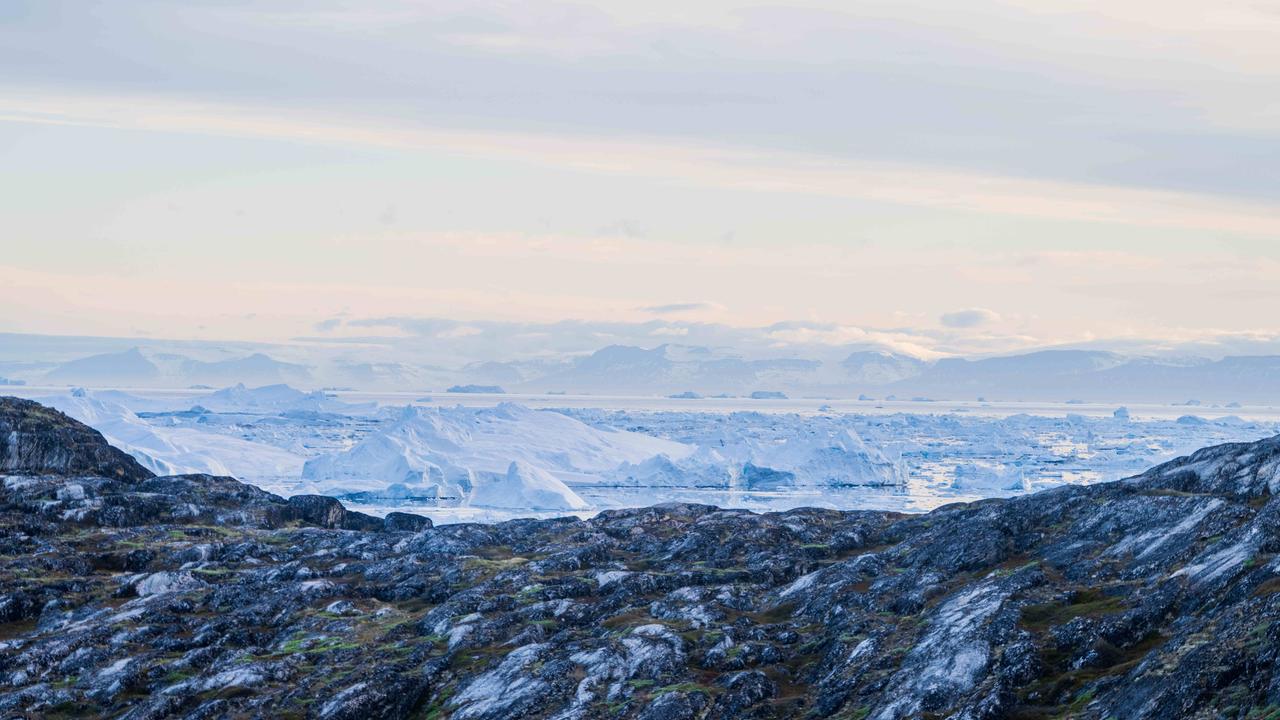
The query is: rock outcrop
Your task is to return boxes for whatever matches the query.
[4,398,1280,718]
[0,396,152,481]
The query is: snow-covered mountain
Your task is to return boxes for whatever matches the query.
[840,350,927,385]
[515,344,825,396]
[172,353,311,387]
[44,348,160,385]
[40,348,311,389]
[880,351,1280,403]
[16,329,1280,404]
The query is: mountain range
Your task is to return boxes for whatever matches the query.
[8,332,1280,404]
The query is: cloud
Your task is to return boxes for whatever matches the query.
[638,302,718,315]
[313,318,343,332]
[436,325,483,339]
[5,90,1280,237]
[940,308,1001,328]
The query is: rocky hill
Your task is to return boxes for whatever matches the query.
[3,398,1280,718]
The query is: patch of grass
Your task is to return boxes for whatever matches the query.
[1138,489,1211,498]
[600,609,656,630]
[1015,631,1164,715]
[1019,589,1127,630]
[275,634,360,656]
[653,682,714,697]
[739,601,796,625]
[465,556,528,572]
[514,583,545,602]
[1253,578,1280,597]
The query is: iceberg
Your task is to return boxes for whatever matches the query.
[194,384,376,414]
[469,462,587,510]
[35,390,304,479]
[300,403,692,500]
[608,450,733,489]
[743,429,906,488]
[951,462,1029,492]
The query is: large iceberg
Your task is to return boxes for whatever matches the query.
[36,390,305,479]
[193,383,376,414]
[739,428,906,488]
[469,461,588,511]
[300,403,692,505]
[951,461,1029,492]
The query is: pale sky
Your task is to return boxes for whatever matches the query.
[3,0,1279,356]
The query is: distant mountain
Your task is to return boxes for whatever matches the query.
[328,361,448,391]
[20,331,1280,403]
[884,351,1280,404]
[44,347,160,385]
[464,346,1280,403]
[44,349,312,389]
[841,350,927,385]
[460,361,527,386]
[178,353,311,387]
[521,345,823,395]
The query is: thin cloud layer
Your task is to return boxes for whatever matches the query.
[2,1,1278,348]
[940,309,1001,329]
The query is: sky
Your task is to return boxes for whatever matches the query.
[2,0,1279,358]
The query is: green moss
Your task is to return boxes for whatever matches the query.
[1019,589,1127,630]
[653,682,713,696]
[275,634,361,656]
[465,556,528,572]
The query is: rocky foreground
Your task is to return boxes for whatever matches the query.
[4,398,1280,719]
